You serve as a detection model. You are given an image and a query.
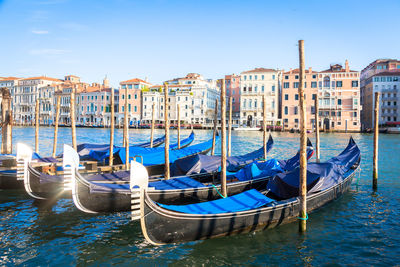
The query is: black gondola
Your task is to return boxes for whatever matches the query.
[139,137,360,244]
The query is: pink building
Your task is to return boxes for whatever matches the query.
[225,74,240,124]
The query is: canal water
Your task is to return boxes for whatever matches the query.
[0,127,399,266]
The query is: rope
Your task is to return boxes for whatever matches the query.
[211,184,226,198]
[298,213,308,221]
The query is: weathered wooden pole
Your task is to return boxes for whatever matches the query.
[1,88,13,154]
[70,92,77,150]
[314,96,320,163]
[150,103,155,148]
[298,40,308,233]
[263,95,267,160]
[211,98,218,155]
[177,104,181,149]
[52,96,61,157]
[164,83,170,179]
[109,88,115,166]
[373,92,379,190]
[220,79,227,197]
[124,85,129,170]
[227,96,232,157]
[35,98,39,153]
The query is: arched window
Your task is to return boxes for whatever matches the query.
[324,76,330,88]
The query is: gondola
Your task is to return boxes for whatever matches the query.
[139,137,360,244]
[0,132,194,190]
[65,137,312,213]
[19,134,217,200]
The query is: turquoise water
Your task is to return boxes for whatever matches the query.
[1,127,399,265]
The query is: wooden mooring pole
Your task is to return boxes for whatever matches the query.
[177,104,181,149]
[227,96,232,157]
[373,92,379,190]
[35,98,39,153]
[1,88,13,154]
[70,91,77,150]
[211,99,218,156]
[298,40,308,233]
[52,96,61,157]
[150,103,155,148]
[263,95,267,160]
[164,83,170,179]
[109,88,115,166]
[314,96,320,163]
[220,79,227,197]
[124,85,129,170]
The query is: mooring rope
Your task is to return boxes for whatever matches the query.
[211,184,226,198]
[298,213,308,221]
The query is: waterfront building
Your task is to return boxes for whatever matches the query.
[225,74,240,125]
[0,77,21,113]
[360,59,400,129]
[119,78,152,126]
[13,76,63,124]
[281,67,318,130]
[141,73,220,125]
[239,68,281,127]
[317,61,361,132]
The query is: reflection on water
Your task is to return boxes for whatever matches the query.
[1,127,399,265]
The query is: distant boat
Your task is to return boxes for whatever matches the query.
[233,127,260,131]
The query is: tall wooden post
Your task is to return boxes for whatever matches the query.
[35,98,40,153]
[211,99,218,155]
[109,88,115,166]
[124,85,129,170]
[227,96,232,157]
[177,104,181,149]
[150,103,155,148]
[373,92,379,190]
[314,96,320,163]
[1,88,13,154]
[164,83,170,179]
[70,92,77,150]
[298,40,308,233]
[263,95,267,160]
[52,96,61,157]
[220,79,227,197]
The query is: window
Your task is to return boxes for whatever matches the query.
[128,85,132,89]
[128,94,131,99]
[135,94,137,99]
[312,74,317,79]
[311,82,317,88]
[254,86,257,92]
[244,75,247,80]
[285,75,289,80]
[249,75,252,80]
[122,85,126,89]
[336,81,343,87]
[295,75,299,79]
[284,82,289,88]
[272,75,275,80]
[261,86,264,92]
[134,106,137,112]
[352,81,359,87]
[272,85,275,92]
[122,94,125,100]
[295,118,299,123]
[262,75,264,80]
[255,75,258,80]
[128,104,131,112]
[353,111,357,117]
[312,94,316,100]
[294,106,298,115]
[284,94,288,100]
[134,84,139,89]
[293,82,299,88]
[284,106,288,115]
[295,94,299,100]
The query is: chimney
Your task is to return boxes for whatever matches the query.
[289,68,292,74]
[345,60,349,72]
[308,67,312,73]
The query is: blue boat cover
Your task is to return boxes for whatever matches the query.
[169,131,195,150]
[170,134,274,176]
[89,134,215,165]
[267,137,360,200]
[148,176,205,190]
[234,159,284,181]
[157,189,274,214]
[278,147,314,172]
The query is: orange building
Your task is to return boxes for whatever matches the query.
[119,78,152,125]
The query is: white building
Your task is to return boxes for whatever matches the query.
[142,73,220,125]
[239,68,281,127]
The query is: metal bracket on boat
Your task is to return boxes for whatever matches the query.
[62,144,79,192]
[16,143,32,181]
[130,155,143,164]
[130,160,149,221]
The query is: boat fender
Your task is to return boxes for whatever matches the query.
[63,144,79,191]
[130,161,149,220]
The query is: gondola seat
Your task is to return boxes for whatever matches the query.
[157,189,274,214]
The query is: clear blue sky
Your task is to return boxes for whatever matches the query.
[0,0,399,87]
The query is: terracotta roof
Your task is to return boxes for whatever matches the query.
[372,70,400,77]
[65,75,80,78]
[320,69,358,73]
[0,77,20,81]
[20,76,63,82]
[241,68,277,74]
[120,78,151,85]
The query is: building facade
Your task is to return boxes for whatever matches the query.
[360,59,400,129]
[281,68,318,130]
[225,74,240,125]
[239,68,281,127]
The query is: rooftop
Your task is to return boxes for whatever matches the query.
[241,68,278,74]
[20,76,63,82]
[120,78,151,85]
